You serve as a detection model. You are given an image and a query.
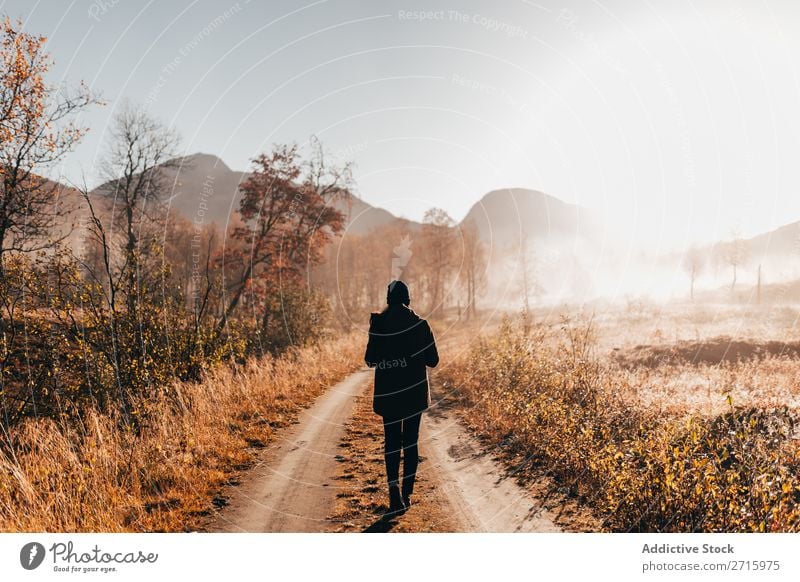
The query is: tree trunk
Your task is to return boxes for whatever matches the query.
[216,262,253,334]
[757,263,762,304]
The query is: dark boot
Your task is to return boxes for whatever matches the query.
[387,484,407,517]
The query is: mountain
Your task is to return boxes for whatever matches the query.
[89,155,602,245]
[33,151,800,303]
[147,153,407,235]
[460,188,599,249]
[337,193,415,235]
[695,219,800,288]
[160,153,246,228]
[674,219,800,285]
[733,220,800,259]
[455,188,603,303]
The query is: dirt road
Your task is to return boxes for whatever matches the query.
[423,409,561,532]
[211,370,371,532]
[208,368,561,533]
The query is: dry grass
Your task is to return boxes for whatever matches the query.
[0,334,363,532]
[610,356,800,416]
[439,311,800,532]
[533,302,800,352]
[531,304,800,416]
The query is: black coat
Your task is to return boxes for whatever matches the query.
[364,305,439,419]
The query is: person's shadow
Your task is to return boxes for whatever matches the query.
[363,518,396,533]
[363,512,400,532]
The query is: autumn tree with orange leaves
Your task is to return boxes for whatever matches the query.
[0,18,97,264]
[0,18,99,428]
[218,140,351,349]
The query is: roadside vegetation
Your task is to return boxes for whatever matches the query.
[439,311,800,532]
[0,334,362,531]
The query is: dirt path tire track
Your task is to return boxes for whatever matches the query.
[423,409,561,532]
[209,368,561,532]
[209,370,372,532]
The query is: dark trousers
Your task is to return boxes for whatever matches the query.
[382,412,422,497]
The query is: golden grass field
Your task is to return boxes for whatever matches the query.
[555,302,800,416]
[438,303,800,532]
[0,335,363,532]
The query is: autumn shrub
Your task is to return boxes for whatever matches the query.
[439,314,800,532]
[0,249,249,427]
[246,286,334,356]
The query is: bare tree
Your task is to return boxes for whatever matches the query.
[420,208,456,317]
[460,219,486,319]
[75,183,126,408]
[517,233,540,312]
[96,104,180,319]
[682,247,705,300]
[724,230,748,292]
[756,263,762,304]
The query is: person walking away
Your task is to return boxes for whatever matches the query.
[364,280,439,516]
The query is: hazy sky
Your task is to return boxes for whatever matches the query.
[5,0,800,250]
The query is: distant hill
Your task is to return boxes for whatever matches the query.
[84,155,605,247]
[111,152,407,235]
[159,153,247,228]
[733,220,800,260]
[82,155,608,301]
[66,153,800,270]
[688,220,800,285]
[94,155,604,246]
[461,188,598,250]
[338,193,414,235]
[462,188,600,256]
